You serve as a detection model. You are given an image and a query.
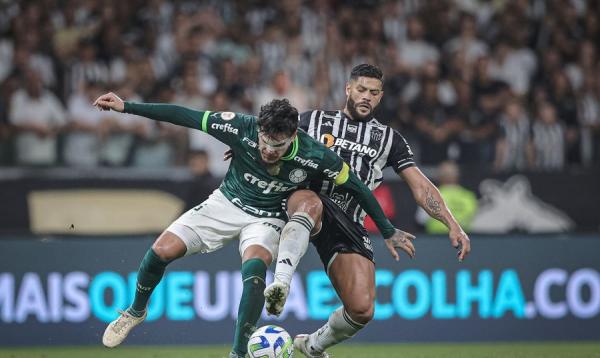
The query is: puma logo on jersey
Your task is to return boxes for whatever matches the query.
[211,122,239,134]
[242,137,257,148]
[243,173,297,193]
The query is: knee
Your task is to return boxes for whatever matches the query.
[151,241,180,262]
[345,300,374,325]
[288,190,323,219]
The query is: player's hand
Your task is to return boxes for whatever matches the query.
[93,92,125,113]
[223,149,234,161]
[385,229,416,261]
[449,227,470,262]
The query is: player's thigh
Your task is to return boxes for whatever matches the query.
[328,253,376,314]
[167,190,245,256]
[239,217,286,266]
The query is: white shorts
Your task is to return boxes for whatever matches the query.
[166,189,285,258]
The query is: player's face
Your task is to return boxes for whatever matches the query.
[258,131,295,164]
[345,77,384,121]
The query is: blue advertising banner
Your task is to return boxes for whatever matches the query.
[1,235,599,346]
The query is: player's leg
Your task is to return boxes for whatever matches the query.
[265,189,322,315]
[230,245,272,357]
[297,253,374,356]
[231,217,285,357]
[104,189,238,348]
[103,230,187,348]
[294,195,374,357]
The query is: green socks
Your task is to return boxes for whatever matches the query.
[127,248,170,316]
[232,258,267,356]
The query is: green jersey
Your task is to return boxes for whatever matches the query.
[199,110,344,218]
[123,102,396,238]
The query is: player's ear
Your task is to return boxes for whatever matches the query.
[345,82,351,96]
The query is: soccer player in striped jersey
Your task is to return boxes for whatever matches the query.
[93,93,414,358]
[265,64,471,358]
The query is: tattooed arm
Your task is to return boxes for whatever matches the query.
[399,166,471,261]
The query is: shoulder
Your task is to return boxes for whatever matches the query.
[296,130,331,160]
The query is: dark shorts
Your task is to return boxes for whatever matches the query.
[311,194,374,272]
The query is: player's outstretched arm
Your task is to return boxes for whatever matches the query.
[400,166,471,262]
[335,164,416,260]
[93,92,208,130]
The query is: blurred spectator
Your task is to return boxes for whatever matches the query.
[63,81,108,167]
[494,99,532,172]
[488,41,536,96]
[547,70,580,164]
[451,80,495,164]
[579,74,600,166]
[411,79,463,165]
[444,12,488,65]
[98,83,144,166]
[0,73,19,165]
[530,102,566,171]
[188,90,231,176]
[416,161,478,234]
[565,40,596,91]
[175,70,208,110]
[0,30,14,83]
[0,0,596,172]
[68,39,109,96]
[8,69,65,166]
[252,70,310,114]
[398,16,439,73]
[184,149,220,209]
[131,85,185,167]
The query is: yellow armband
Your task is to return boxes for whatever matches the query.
[334,162,350,185]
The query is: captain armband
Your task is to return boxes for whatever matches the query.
[333,162,350,185]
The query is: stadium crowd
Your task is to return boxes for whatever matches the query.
[0,0,599,173]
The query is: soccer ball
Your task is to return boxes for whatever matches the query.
[247,325,294,358]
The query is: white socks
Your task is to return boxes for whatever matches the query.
[273,212,314,286]
[309,307,365,353]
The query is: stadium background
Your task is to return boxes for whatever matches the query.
[1,0,599,356]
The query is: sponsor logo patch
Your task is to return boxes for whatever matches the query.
[211,122,238,134]
[220,112,235,120]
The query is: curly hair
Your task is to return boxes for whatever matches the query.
[257,98,299,137]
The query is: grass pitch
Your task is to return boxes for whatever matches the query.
[1,342,599,358]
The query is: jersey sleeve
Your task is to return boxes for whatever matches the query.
[298,111,313,132]
[123,102,251,147]
[200,111,251,147]
[386,129,416,173]
[316,148,347,184]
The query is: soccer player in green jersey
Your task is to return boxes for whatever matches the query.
[93,92,414,357]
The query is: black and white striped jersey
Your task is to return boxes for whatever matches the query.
[300,110,415,226]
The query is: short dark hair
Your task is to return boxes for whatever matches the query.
[349,63,384,84]
[257,98,299,137]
